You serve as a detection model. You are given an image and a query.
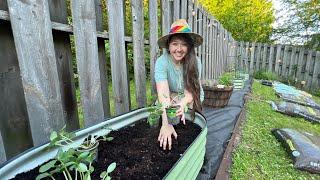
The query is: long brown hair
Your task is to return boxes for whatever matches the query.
[167,34,202,119]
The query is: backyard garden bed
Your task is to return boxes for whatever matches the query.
[13,120,201,179]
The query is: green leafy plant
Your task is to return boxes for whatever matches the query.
[253,70,278,81]
[100,162,117,180]
[218,72,234,86]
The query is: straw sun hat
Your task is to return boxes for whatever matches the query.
[157,19,203,48]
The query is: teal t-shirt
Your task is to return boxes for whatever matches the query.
[154,52,204,102]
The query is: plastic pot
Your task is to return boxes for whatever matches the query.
[165,105,181,125]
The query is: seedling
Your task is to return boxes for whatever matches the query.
[100,162,117,180]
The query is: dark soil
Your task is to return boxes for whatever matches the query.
[13,119,201,179]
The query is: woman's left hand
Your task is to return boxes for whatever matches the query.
[176,101,187,125]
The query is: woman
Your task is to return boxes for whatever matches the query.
[155,19,204,150]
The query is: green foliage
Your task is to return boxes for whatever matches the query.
[218,72,234,86]
[231,81,320,179]
[253,70,278,81]
[198,0,275,43]
[100,162,117,180]
[147,100,163,127]
[273,0,320,50]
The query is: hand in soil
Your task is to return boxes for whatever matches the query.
[158,124,177,150]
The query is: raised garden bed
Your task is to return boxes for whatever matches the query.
[0,108,207,180]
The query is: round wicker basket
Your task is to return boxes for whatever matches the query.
[202,85,233,108]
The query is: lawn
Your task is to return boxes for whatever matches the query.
[231,80,320,179]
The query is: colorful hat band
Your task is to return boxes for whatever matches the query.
[169,25,191,34]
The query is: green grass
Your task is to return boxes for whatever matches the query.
[76,80,153,127]
[231,80,320,180]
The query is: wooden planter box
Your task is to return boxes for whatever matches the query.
[0,108,207,180]
[202,86,234,108]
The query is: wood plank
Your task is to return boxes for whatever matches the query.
[268,45,275,72]
[181,0,187,19]
[213,18,218,79]
[193,2,198,55]
[198,6,203,59]
[95,0,110,117]
[261,44,268,70]
[282,45,290,77]
[173,0,180,21]
[72,0,106,126]
[107,0,130,114]
[249,42,255,75]
[188,0,194,31]
[244,42,250,73]
[311,52,320,91]
[202,10,207,79]
[48,0,79,131]
[208,16,214,79]
[255,43,261,71]
[238,41,244,72]
[0,21,33,161]
[275,45,282,75]
[161,0,170,39]
[296,47,305,81]
[7,0,65,145]
[131,0,147,108]
[288,47,296,77]
[149,0,158,95]
[304,50,313,90]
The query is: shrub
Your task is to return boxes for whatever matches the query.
[218,72,234,86]
[253,70,278,81]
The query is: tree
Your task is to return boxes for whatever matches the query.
[198,0,275,43]
[273,0,320,50]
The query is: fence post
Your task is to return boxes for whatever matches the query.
[7,0,65,145]
[311,52,320,91]
[107,0,130,114]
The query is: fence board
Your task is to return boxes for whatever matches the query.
[173,0,180,20]
[208,17,213,79]
[275,45,282,75]
[282,46,290,77]
[249,42,255,74]
[268,45,275,72]
[149,0,158,95]
[202,11,208,79]
[304,51,313,90]
[49,0,79,131]
[288,47,296,77]
[7,0,65,145]
[255,43,261,70]
[161,0,170,39]
[0,22,33,162]
[131,0,147,108]
[198,6,203,60]
[72,0,105,126]
[311,52,320,90]
[181,0,187,19]
[187,0,194,30]
[244,42,250,72]
[296,48,305,81]
[107,0,130,114]
[261,44,267,70]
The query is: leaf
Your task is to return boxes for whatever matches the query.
[105,137,114,141]
[77,163,88,172]
[106,176,111,180]
[36,173,51,180]
[107,162,116,173]
[100,171,107,179]
[39,160,57,173]
[50,131,58,141]
[79,151,90,158]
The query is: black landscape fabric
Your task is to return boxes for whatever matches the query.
[197,78,252,179]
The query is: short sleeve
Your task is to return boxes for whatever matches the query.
[154,55,168,82]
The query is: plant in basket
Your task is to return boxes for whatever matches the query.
[202,73,234,108]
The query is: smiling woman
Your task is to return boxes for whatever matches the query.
[154,19,205,151]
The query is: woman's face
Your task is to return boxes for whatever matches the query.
[168,36,188,62]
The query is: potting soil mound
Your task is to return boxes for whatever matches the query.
[272,128,320,174]
[12,120,201,180]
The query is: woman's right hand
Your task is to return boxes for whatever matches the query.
[158,124,178,150]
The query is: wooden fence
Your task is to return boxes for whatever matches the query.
[0,0,235,163]
[236,42,320,91]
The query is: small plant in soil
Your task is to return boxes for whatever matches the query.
[100,162,117,180]
[147,93,185,126]
[218,72,234,87]
[36,127,116,180]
